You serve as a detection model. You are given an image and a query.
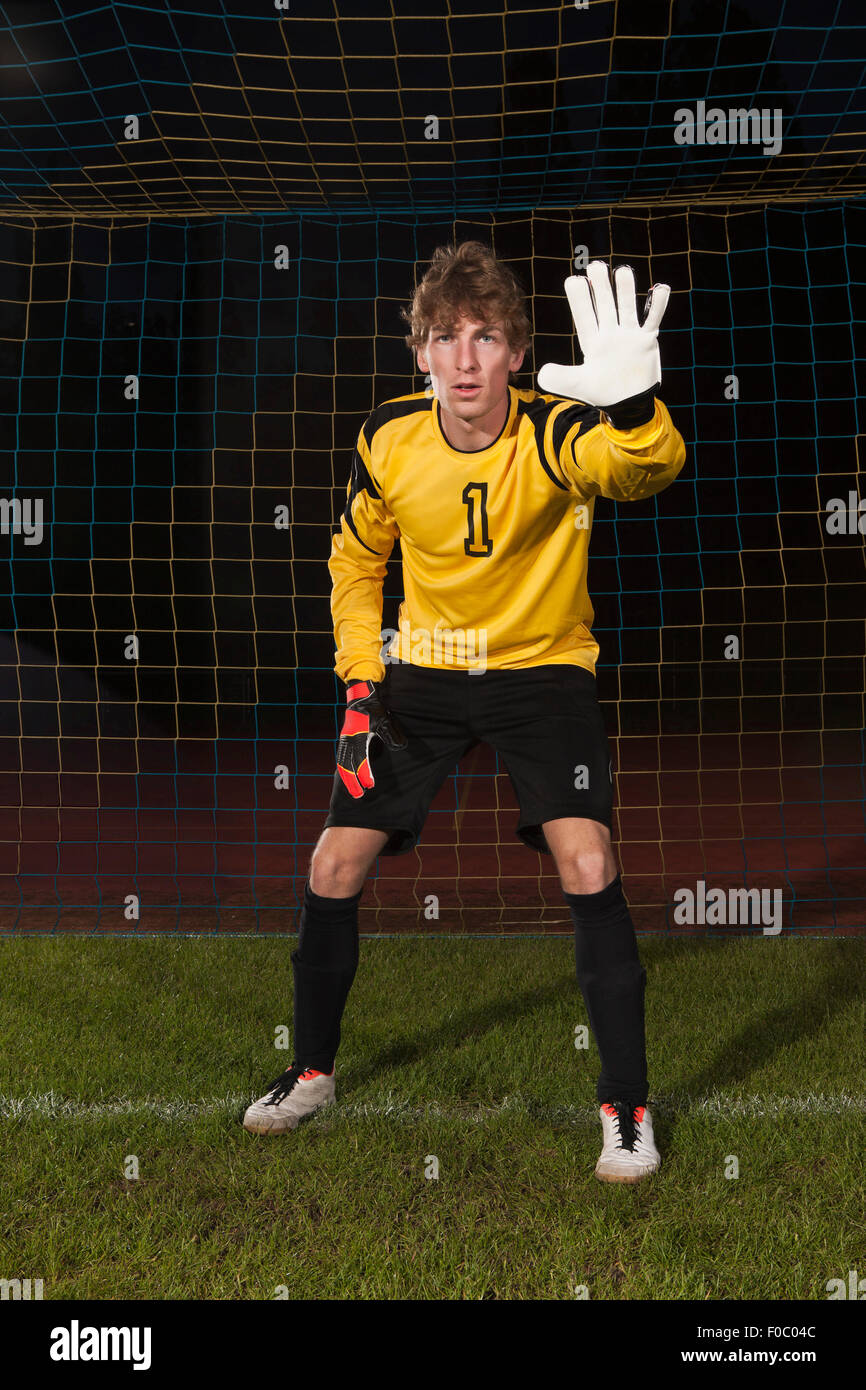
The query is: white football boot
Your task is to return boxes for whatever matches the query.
[594,1101,660,1183]
[243,1061,336,1135]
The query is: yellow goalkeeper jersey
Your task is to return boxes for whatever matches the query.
[329,385,686,681]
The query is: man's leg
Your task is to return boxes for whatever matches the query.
[292,826,388,1072]
[543,817,648,1107]
[301,666,477,1073]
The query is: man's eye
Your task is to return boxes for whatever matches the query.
[435,332,495,342]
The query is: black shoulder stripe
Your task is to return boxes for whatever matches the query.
[516,396,567,490]
[342,446,382,554]
[550,400,601,463]
[349,445,380,501]
[518,395,598,492]
[343,397,430,556]
[363,394,433,451]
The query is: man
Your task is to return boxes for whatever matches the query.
[243,242,685,1183]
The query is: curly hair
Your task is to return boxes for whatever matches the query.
[400,241,531,374]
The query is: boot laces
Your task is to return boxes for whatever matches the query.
[263,1062,308,1106]
[608,1101,640,1151]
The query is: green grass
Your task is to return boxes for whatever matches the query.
[1,935,865,1299]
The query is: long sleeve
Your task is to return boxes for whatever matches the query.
[328,429,399,683]
[556,397,686,501]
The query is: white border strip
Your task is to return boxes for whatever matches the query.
[2,1091,865,1123]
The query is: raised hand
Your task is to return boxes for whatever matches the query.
[537,261,670,411]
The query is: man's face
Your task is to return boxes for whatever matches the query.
[416,313,525,424]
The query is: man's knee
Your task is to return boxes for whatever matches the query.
[308,828,384,897]
[544,820,617,895]
[309,845,366,897]
[560,851,615,895]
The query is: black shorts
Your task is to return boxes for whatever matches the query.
[325,662,613,856]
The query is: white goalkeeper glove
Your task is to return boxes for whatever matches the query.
[537,261,671,428]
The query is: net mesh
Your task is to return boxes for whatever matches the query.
[1,1,864,932]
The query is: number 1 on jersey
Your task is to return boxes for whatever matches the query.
[462,481,493,557]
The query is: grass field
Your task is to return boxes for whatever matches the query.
[1,934,864,1301]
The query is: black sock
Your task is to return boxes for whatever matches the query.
[565,874,648,1107]
[291,881,361,1073]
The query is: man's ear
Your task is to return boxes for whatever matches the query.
[416,346,428,373]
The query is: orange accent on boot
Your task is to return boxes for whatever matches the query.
[300,1068,333,1079]
[601,1102,646,1121]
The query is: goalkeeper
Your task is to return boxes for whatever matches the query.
[244,242,685,1184]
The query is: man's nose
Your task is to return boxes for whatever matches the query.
[456,340,479,370]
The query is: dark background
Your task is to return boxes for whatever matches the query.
[2,202,863,745]
[1,0,864,929]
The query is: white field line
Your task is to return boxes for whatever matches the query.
[1,1090,865,1124]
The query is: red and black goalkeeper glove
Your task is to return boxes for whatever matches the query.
[336,679,408,799]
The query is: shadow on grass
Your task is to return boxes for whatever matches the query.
[344,919,866,1140]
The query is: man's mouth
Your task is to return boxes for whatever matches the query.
[453,384,481,395]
